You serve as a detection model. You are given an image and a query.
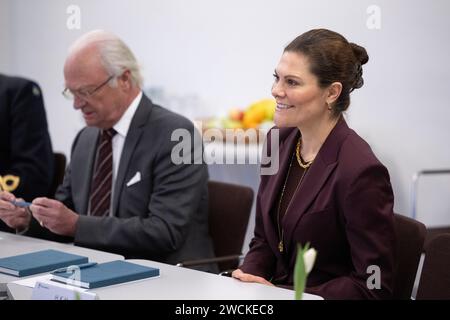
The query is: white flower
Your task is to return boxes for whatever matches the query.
[294,244,317,300]
[304,248,317,274]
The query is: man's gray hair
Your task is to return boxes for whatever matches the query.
[70,30,143,87]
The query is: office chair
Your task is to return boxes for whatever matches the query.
[416,234,450,299]
[49,152,67,197]
[410,169,450,251]
[392,213,426,300]
[177,180,254,272]
[424,226,450,251]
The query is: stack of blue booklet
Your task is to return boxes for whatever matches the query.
[0,249,88,277]
[51,260,160,289]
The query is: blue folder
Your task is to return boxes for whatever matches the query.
[51,260,160,289]
[0,249,89,277]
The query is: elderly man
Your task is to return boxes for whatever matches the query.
[0,30,216,271]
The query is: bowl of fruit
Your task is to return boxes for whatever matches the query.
[196,98,276,144]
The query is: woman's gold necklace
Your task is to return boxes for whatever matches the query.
[296,137,313,169]
[276,137,313,253]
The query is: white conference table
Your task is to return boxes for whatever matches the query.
[0,231,124,295]
[7,259,323,300]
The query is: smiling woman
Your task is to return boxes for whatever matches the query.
[271,30,368,135]
[233,29,396,300]
[272,51,334,132]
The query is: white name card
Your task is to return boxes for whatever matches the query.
[31,281,98,300]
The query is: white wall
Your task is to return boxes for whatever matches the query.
[0,0,11,71]
[4,0,450,234]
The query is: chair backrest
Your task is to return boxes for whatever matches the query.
[393,213,426,299]
[424,226,450,252]
[416,234,450,299]
[208,180,254,271]
[49,152,67,197]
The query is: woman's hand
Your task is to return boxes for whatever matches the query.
[231,269,274,286]
[0,191,31,230]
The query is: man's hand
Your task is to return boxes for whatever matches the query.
[0,191,31,230]
[30,197,79,237]
[231,268,274,286]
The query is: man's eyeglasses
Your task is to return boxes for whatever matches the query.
[62,75,114,100]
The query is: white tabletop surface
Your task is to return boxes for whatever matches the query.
[7,259,323,300]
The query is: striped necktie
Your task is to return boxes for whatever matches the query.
[89,128,116,216]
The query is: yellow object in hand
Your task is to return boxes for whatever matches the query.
[0,175,20,192]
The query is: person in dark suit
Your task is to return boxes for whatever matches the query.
[0,30,216,272]
[0,74,54,232]
[232,29,396,299]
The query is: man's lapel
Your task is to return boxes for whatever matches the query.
[73,128,100,216]
[112,95,152,216]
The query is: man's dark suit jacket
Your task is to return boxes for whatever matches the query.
[240,118,396,299]
[0,74,54,232]
[28,94,216,272]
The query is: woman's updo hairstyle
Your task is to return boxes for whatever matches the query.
[285,29,369,117]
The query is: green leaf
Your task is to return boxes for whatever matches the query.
[294,243,307,300]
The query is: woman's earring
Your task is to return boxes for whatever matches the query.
[327,102,332,110]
